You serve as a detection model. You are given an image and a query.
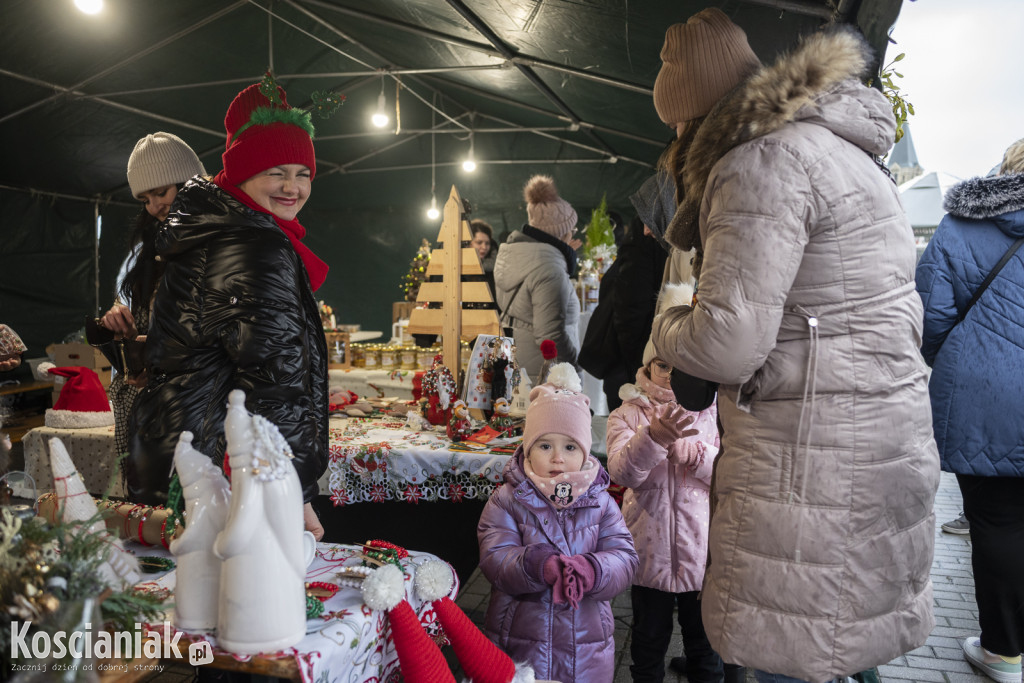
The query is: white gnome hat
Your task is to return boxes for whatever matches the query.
[362,562,535,683]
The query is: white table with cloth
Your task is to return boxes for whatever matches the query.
[320,415,515,506]
[136,542,457,682]
[23,423,126,497]
[328,368,422,401]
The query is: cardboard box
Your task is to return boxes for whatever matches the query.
[52,342,114,388]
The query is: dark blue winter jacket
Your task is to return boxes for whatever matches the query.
[916,172,1024,477]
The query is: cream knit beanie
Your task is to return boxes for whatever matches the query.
[524,175,577,240]
[653,8,761,125]
[126,132,205,197]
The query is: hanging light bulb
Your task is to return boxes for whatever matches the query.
[75,0,103,13]
[462,134,477,173]
[371,80,389,129]
[426,196,440,220]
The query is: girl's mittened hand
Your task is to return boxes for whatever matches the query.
[648,405,697,448]
[543,555,563,585]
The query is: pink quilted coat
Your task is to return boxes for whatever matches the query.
[606,368,719,593]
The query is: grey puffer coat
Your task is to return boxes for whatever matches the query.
[494,226,580,381]
[477,450,637,683]
[652,27,939,683]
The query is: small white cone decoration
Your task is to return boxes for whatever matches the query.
[48,437,141,587]
[213,390,306,655]
[169,431,231,631]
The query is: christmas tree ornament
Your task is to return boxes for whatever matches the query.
[47,437,140,588]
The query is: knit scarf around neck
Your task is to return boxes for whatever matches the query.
[213,171,329,291]
[522,224,577,277]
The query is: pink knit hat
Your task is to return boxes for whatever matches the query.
[524,175,577,240]
[653,8,760,125]
[523,363,592,456]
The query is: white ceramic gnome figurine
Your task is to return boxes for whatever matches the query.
[213,390,306,654]
[47,437,141,587]
[169,431,231,631]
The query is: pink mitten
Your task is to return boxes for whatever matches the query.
[560,555,596,609]
[544,555,567,604]
[648,404,697,448]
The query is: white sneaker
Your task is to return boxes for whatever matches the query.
[963,637,1022,683]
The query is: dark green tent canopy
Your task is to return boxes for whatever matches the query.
[0,0,903,353]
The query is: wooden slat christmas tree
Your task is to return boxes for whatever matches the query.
[407,185,500,383]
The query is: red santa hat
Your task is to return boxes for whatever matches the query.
[362,562,535,683]
[40,365,114,429]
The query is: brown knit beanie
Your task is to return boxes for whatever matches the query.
[126,132,205,197]
[999,137,1024,175]
[524,175,577,240]
[653,8,761,125]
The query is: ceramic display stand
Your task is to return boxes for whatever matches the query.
[213,390,306,655]
[169,431,231,632]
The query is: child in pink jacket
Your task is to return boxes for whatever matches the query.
[606,332,721,683]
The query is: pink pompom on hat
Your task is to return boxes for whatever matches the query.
[40,365,114,429]
[524,175,577,240]
[523,363,591,456]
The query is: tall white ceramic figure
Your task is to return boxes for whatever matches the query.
[213,390,307,654]
[169,431,231,631]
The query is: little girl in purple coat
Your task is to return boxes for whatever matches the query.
[607,324,722,683]
[478,364,638,683]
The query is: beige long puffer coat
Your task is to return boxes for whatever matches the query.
[652,27,940,683]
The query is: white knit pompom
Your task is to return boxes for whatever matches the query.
[657,283,695,314]
[544,363,582,392]
[361,564,406,612]
[413,560,454,602]
[34,361,55,381]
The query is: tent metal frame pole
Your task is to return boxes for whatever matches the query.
[0,1,249,127]
[740,0,835,19]
[341,158,641,174]
[294,0,652,96]
[442,0,619,158]
[278,0,471,132]
[420,75,666,148]
[94,201,100,317]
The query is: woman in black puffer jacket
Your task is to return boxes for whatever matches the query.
[127,82,329,539]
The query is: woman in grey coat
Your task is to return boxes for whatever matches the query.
[494,175,580,382]
[650,11,940,683]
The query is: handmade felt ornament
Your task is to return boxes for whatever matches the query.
[422,354,457,426]
[447,400,473,442]
[488,398,520,437]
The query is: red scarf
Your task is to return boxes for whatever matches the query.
[213,171,329,292]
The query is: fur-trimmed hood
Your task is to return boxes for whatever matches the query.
[665,25,893,263]
[944,173,1024,233]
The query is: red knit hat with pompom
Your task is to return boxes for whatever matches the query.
[221,83,316,186]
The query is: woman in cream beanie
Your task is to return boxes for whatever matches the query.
[100,132,205,463]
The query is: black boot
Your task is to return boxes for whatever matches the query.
[723,664,746,683]
[668,656,687,675]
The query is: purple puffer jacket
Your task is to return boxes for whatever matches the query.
[606,368,718,593]
[478,450,637,683]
